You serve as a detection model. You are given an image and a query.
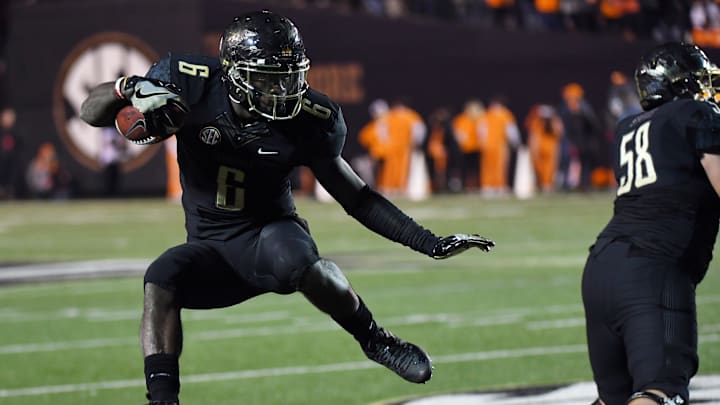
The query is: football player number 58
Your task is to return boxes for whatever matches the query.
[617,121,657,196]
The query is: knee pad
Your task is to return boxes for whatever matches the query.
[255,221,319,294]
[627,391,686,404]
[144,253,181,290]
[299,259,351,293]
[144,244,198,290]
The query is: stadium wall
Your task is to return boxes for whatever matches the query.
[7,0,719,197]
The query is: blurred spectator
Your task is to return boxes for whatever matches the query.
[425,107,463,193]
[482,95,521,196]
[388,98,427,198]
[259,0,698,42]
[452,99,486,192]
[561,0,600,32]
[26,142,71,199]
[603,71,641,187]
[690,0,720,47]
[605,70,641,127]
[600,0,641,39]
[98,126,127,196]
[0,0,9,108]
[558,82,604,191]
[486,0,519,29]
[526,104,563,193]
[358,98,391,187]
[359,97,426,197]
[361,0,386,15]
[535,0,564,30]
[385,0,407,17]
[516,0,543,29]
[0,107,19,198]
[165,136,182,202]
[654,0,691,42]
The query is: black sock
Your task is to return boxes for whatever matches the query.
[332,297,376,347]
[144,353,180,402]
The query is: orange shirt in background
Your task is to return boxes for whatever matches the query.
[526,105,562,191]
[374,106,424,195]
[452,112,485,154]
[482,104,518,190]
[535,0,559,13]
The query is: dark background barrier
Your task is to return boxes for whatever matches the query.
[7,0,718,197]
[8,0,202,197]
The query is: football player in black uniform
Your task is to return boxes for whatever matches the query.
[582,42,720,405]
[79,10,495,405]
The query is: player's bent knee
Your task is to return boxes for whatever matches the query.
[143,246,189,291]
[255,221,320,294]
[298,259,357,317]
[298,259,351,293]
[627,391,686,405]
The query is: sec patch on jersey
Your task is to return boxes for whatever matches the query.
[115,105,148,142]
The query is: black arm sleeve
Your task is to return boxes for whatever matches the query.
[79,82,130,127]
[344,186,440,256]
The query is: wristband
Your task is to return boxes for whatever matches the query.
[114,77,127,100]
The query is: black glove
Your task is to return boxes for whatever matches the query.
[431,234,495,259]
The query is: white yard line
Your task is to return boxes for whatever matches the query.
[0,259,150,283]
[0,308,577,354]
[0,344,589,397]
[1,304,717,355]
[0,333,718,398]
[2,342,719,399]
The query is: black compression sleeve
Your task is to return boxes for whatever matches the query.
[345,186,439,256]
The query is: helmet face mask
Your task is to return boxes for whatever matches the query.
[635,42,720,110]
[225,60,309,120]
[220,10,310,120]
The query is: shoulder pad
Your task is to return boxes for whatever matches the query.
[166,53,223,105]
[686,100,720,152]
[300,88,342,121]
[300,88,346,158]
[146,55,172,82]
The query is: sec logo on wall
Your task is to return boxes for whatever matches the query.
[52,32,160,172]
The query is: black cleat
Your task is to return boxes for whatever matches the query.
[363,327,433,383]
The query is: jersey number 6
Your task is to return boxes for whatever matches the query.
[216,165,245,210]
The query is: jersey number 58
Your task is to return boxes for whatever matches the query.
[617,121,658,196]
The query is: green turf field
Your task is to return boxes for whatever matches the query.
[0,193,718,404]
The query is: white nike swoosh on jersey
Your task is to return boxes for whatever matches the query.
[257,148,279,155]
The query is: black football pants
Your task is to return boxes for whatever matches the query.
[144,216,320,309]
[582,238,697,405]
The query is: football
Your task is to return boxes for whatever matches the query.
[114,105,148,142]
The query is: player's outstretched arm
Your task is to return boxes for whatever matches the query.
[310,156,495,258]
[80,81,127,127]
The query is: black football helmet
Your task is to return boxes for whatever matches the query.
[219,10,310,120]
[634,42,720,110]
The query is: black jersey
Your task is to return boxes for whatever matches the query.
[597,98,720,282]
[146,53,346,240]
